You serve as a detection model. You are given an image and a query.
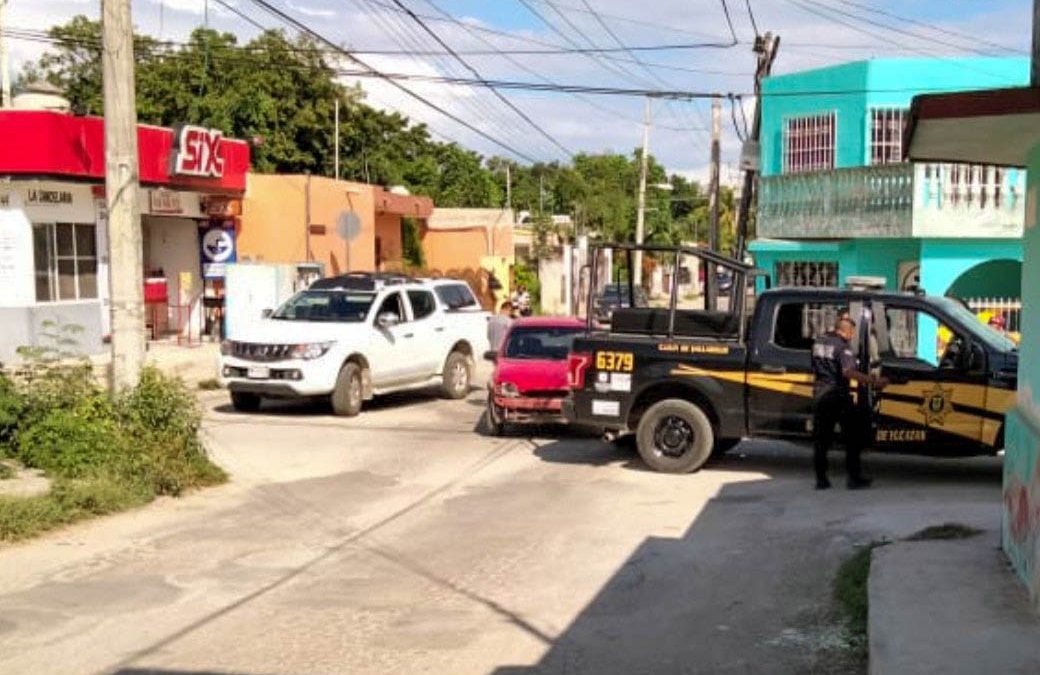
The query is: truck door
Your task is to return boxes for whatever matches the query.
[748,299,846,438]
[871,301,985,453]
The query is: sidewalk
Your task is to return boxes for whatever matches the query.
[89,340,220,387]
[869,531,1040,675]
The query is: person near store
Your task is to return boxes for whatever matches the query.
[512,285,532,317]
[811,316,887,490]
[488,301,514,350]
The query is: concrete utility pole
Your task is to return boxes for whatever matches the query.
[706,97,722,311]
[734,32,780,262]
[334,98,340,180]
[634,96,651,287]
[0,0,11,109]
[505,164,512,211]
[102,0,145,390]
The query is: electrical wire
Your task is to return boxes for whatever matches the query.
[386,0,573,159]
[744,0,760,38]
[245,0,540,162]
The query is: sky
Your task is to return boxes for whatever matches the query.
[3,0,1034,182]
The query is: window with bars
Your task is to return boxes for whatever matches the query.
[33,223,98,302]
[775,261,839,288]
[783,113,836,174]
[870,108,909,165]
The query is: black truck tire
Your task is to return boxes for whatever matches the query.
[330,363,364,417]
[635,399,714,473]
[441,351,472,399]
[230,391,262,413]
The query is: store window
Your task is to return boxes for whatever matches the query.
[870,108,908,165]
[783,113,836,174]
[33,223,98,302]
[775,261,839,288]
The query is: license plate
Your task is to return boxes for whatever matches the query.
[247,366,270,379]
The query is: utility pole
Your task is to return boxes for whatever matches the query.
[634,96,651,287]
[334,98,340,180]
[505,164,512,211]
[734,32,780,263]
[706,96,722,311]
[102,0,145,390]
[0,0,11,108]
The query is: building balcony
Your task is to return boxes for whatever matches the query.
[758,163,1026,239]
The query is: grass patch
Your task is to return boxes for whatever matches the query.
[0,462,14,480]
[833,540,889,651]
[906,523,982,541]
[0,365,226,543]
[197,378,221,391]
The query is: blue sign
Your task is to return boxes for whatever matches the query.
[200,223,236,278]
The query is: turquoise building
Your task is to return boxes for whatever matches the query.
[751,58,1029,327]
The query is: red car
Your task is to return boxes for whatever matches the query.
[484,316,586,435]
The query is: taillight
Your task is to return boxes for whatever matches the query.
[567,352,592,389]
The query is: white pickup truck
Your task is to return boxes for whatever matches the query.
[219,273,490,415]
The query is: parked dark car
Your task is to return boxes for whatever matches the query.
[594,283,649,323]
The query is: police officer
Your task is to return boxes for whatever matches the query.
[811,316,886,490]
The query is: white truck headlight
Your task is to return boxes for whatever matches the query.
[291,341,335,360]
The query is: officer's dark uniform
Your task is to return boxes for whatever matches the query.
[811,330,867,487]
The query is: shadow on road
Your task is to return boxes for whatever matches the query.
[210,385,485,418]
[491,443,1000,675]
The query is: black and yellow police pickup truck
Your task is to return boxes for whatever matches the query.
[562,243,1018,473]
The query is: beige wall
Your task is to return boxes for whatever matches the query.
[375,213,403,270]
[239,174,377,274]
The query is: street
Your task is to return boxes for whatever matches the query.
[0,377,1002,675]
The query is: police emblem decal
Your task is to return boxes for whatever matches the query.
[918,383,954,425]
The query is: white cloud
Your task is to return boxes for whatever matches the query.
[286,1,335,20]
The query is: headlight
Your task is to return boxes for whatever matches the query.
[220,340,235,356]
[496,382,520,397]
[291,341,335,360]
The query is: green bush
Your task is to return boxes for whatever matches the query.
[0,374,23,457]
[0,365,225,541]
[17,402,127,479]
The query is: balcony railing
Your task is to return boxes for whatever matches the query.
[758,163,1026,239]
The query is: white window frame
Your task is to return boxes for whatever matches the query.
[782,112,837,174]
[868,107,909,166]
[33,222,99,302]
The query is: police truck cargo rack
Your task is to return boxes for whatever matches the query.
[563,243,1019,474]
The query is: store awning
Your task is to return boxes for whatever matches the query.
[906,86,1040,168]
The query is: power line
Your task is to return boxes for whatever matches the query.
[719,0,740,44]
[386,0,573,158]
[831,0,1024,56]
[244,0,540,162]
[417,0,706,134]
[744,0,760,37]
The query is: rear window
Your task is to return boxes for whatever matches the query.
[504,327,583,361]
[435,283,479,310]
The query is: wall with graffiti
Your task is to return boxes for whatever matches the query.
[1004,146,1040,606]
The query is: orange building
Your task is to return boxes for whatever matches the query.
[421,208,514,271]
[237,174,432,274]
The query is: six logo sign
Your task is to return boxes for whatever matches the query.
[172,125,225,178]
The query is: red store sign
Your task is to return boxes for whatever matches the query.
[172,125,225,178]
[0,111,249,193]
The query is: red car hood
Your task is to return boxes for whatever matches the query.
[493,358,570,393]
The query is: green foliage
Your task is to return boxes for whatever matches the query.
[0,366,225,541]
[401,218,426,268]
[197,378,221,391]
[513,262,541,314]
[0,463,14,480]
[0,374,23,457]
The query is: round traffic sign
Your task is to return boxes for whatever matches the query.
[336,211,362,242]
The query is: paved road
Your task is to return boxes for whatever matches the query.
[0,378,1002,675]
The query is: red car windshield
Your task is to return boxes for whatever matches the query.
[503,327,584,361]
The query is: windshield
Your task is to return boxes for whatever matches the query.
[271,290,375,322]
[937,297,1018,352]
[504,327,584,361]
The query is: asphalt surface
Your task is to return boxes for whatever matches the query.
[0,375,1003,675]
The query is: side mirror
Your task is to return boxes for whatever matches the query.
[483,350,498,363]
[377,312,400,329]
[261,308,273,319]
